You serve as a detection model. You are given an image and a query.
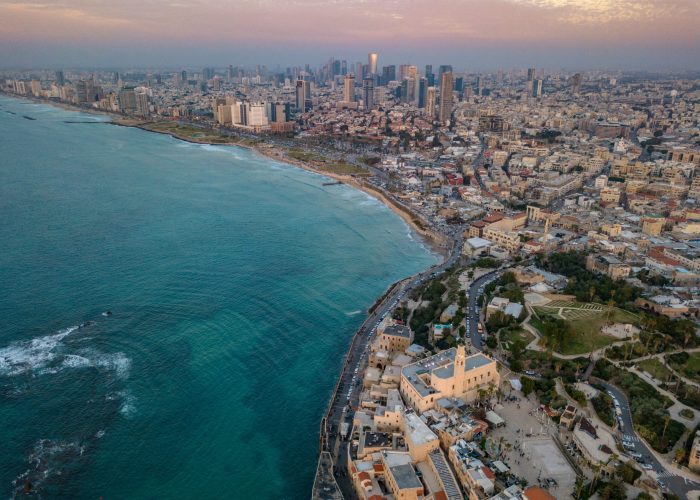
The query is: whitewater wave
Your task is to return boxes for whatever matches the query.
[60,351,131,379]
[0,325,79,376]
[345,310,362,317]
[0,325,131,379]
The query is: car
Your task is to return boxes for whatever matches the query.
[524,370,536,376]
[641,464,653,470]
[657,480,666,490]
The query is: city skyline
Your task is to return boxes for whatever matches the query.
[1,0,699,69]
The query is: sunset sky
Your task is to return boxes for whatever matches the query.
[1,0,698,69]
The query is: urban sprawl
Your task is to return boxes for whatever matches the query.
[4,55,700,500]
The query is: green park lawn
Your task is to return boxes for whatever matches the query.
[667,352,700,383]
[637,358,674,383]
[531,302,639,355]
[499,328,534,350]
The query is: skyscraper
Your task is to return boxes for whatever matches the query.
[368,53,378,75]
[439,72,453,124]
[362,77,374,110]
[343,74,356,102]
[426,86,436,119]
[381,65,396,85]
[295,79,311,111]
[55,70,65,86]
[418,78,427,108]
[527,67,536,81]
[532,78,543,97]
[438,65,453,81]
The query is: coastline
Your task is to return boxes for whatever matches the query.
[2,91,447,257]
[5,92,452,497]
[109,116,449,258]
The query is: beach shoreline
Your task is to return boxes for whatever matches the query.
[2,90,448,261]
[109,117,449,259]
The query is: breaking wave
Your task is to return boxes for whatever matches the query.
[0,324,131,379]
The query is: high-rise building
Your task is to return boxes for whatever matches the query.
[117,87,137,113]
[203,67,215,81]
[400,78,415,103]
[426,86,436,118]
[295,79,311,111]
[455,77,464,93]
[527,67,536,81]
[418,78,427,108]
[295,79,305,110]
[75,80,101,103]
[55,70,65,86]
[227,65,234,82]
[426,67,435,87]
[180,70,188,82]
[368,52,378,75]
[135,88,150,116]
[438,65,453,81]
[341,60,347,76]
[439,72,453,124]
[381,65,396,85]
[343,74,356,102]
[363,77,374,110]
[30,80,41,97]
[270,102,290,123]
[532,78,543,97]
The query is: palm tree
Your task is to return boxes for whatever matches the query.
[661,415,671,441]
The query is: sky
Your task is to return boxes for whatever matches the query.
[0,0,699,70]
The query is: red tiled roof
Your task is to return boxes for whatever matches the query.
[481,466,496,480]
[524,486,557,500]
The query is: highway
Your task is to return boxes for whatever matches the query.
[593,379,699,498]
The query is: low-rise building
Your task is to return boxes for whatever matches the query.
[400,346,499,413]
[585,253,631,279]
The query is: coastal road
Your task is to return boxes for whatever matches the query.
[322,234,463,497]
[593,378,699,498]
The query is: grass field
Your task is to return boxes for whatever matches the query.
[637,358,674,383]
[667,352,700,383]
[499,328,534,350]
[145,122,260,146]
[531,301,639,355]
[288,149,366,175]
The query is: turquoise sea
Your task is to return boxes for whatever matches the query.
[0,96,437,498]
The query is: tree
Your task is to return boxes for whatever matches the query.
[521,376,535,396]
[598,481,626,500]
